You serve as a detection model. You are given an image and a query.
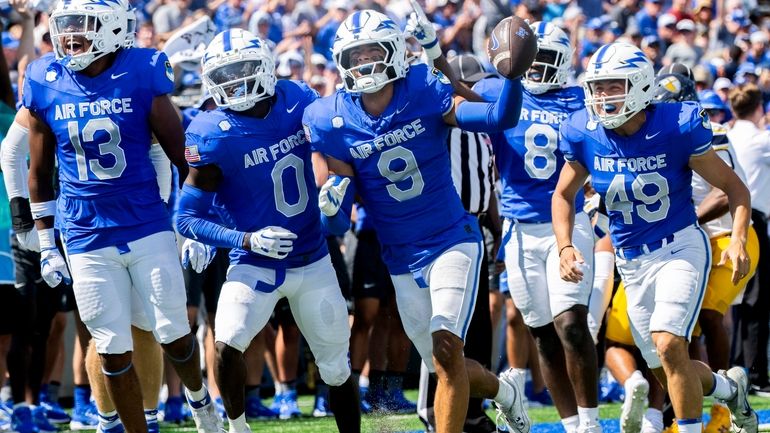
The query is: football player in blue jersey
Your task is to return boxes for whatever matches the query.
[23,0,222,432]
[552,42,757,433]
[175,29,360,433]
[475,21,600,433]
[303,9,529,433]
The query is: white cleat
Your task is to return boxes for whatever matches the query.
[186,391,224,433]
[621,373,649,433]
[578,423,603,433]
[227,426,251,433]
[720,367,758,433]
[495,369,531,433]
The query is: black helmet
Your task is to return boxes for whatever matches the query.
[653,72,699,103]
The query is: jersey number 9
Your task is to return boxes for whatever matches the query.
[377,146,424,202]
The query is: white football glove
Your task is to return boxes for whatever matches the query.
[181,238,216,273]
[405,0,441,60]
[16,227,40,252]
[40,248,71,287]
[249,226,297,259]
[319,177,351,217]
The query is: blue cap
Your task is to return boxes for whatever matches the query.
[181,70,201,87]
[698,90,726,110]
[1,32,18,50]
[642,35,661,47]
[731,9,751,27]
[587,17,605,30]
[737,62,758,76]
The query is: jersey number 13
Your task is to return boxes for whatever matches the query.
[68,118,126,181]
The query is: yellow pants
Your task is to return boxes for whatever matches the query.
[605,226,759,344]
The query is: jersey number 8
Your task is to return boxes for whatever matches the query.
[523,124,558,180]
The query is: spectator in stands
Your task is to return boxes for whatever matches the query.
[666,0,693,21]
[663,19,702,68]
[657,13,677,50]
[692,0,712,33]
[727,84,770,396]
[153,0,192,36]
[313,0,348,60]
[635,0,662,37]
[213,0,244,32]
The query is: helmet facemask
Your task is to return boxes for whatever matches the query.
[524,48,569,94]
[203,57,276,111]
[336,40,400,94]
[584,77,651,129]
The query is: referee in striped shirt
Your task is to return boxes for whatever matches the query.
[418,53,503,433]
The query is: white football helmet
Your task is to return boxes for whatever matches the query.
[583,42,655,129]
[523,22,572,94]
[201,29,276,112]
[332,10,408,94]
[49,0,131,71]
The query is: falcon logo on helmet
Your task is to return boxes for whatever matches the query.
[523,21,573,94]
[332,10,408,94]
[49,0,132,71]
[583,42,655,129]
[201,29,276,112]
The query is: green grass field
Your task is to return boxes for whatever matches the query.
[139,391,770,433]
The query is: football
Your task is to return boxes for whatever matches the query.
[487,16,538,80]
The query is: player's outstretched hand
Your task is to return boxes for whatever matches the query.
[405,0,441,60]
[182,238,216,273]
[720,238,751,285]
[319,176,350,217]
[40,248,71,287]
[16,227,40,252]
[249,226,298,259]
[559,245,585,283]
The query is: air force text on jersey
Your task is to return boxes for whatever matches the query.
[594,154,668,173]
[54,98,134,120]
[243,129,306,168]
[519,107,569,124]
[349,119,426,160]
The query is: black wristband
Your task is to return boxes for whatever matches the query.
[558,245,574,257]
[10,197,34,233]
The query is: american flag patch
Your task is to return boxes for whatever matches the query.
[185,145,200,163]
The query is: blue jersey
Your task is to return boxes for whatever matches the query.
[185,80,326,269]
[303,63,480,274]
[475,78,585,222]
[559,102,712,248]
[23,49,175,253]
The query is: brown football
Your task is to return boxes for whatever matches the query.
[487,16,538,79]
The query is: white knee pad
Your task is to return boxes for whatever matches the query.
[318,357,351,387]
[88,318,134,354]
